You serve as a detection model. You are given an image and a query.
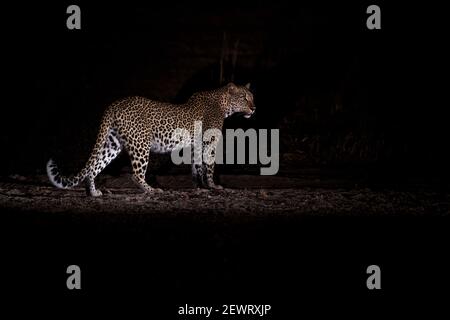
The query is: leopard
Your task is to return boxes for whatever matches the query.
[47,82,255,196]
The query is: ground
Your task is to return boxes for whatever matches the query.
[2,172,449,310]
[1,173,448,217]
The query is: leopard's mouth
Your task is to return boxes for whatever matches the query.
[244,110,255,118]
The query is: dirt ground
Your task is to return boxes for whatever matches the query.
[1,173,448,217]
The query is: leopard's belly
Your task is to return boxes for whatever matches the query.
[149,132,193,154]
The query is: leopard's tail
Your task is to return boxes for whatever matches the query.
[46,109,115,190]
[46,159,90,189]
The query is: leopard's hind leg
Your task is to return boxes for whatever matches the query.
[85,128,122,196]
[121,136,162,194]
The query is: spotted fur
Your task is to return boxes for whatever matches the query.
[47,83,255,196]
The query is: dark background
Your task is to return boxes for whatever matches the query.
[1,1,448,183]
[1,1,449,316]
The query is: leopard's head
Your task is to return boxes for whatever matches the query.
[224,83,255,118]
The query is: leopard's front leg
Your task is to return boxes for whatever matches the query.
[202,137,223,190]
[192,163,205,188]
[191,139,206,188]
[203,162,222,189]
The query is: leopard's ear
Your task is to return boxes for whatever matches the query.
[245,82,251,89]
[227,82,238,93]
